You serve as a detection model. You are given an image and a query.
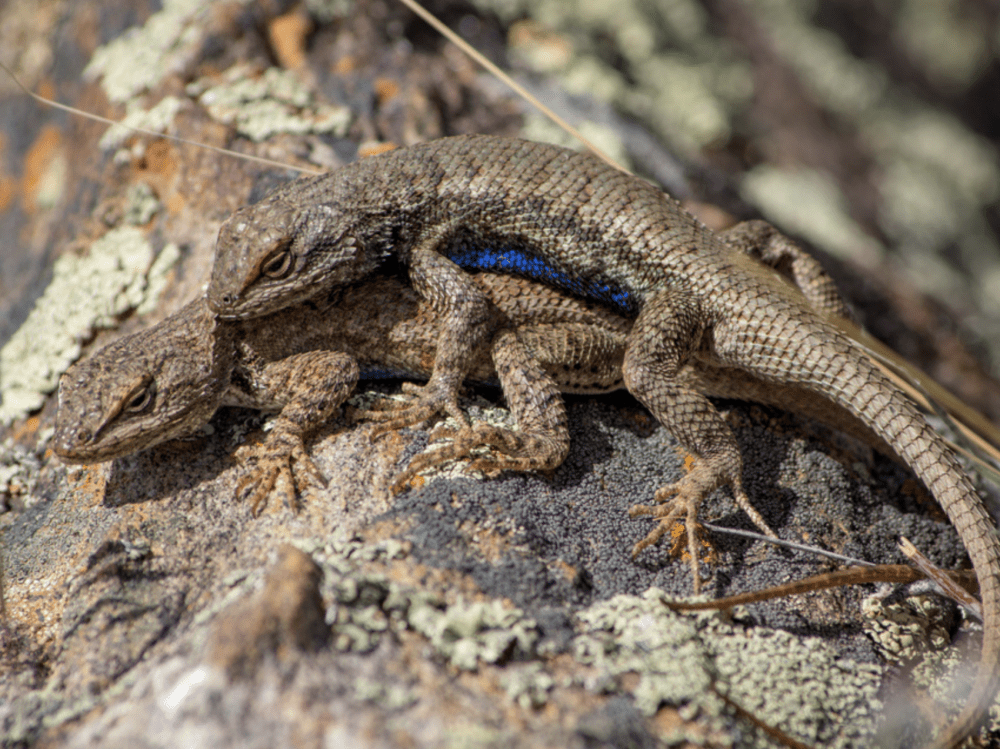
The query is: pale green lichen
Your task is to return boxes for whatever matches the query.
[299,537,540,667]
[573,589,882,748]
[32,148,68,211]
[99,96,186,155]
[893,0,991,92]
[83,0,222,104]
[573,590,723,723]
[743,0,888,118]
[0,438,41,506]
[861,593,954,665]
[136,243,181,316]
[408,597,538,671]
[866,110,1000,257]
[0,227,171,425]
[474,0,751,154]
[84,0,352,156]
[187,65,351,143]
[861,591,1000,741]
[305,0,353,24]
[711,629,881,748]
[353,678,417,709]
[122,182,162,226]
[501,662,555,709]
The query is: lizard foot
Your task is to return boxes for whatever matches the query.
[391,422,570,493]
[361,381,467,436]
[629,481,712,592]
[628,468,777,593]
[234,431,326,515]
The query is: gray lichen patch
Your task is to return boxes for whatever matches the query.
[476,0,753,155]
[861,591,956,665]
[573,590,725,726]
[862,591,1000,742]
[710,623,881,748]
[187,64,352,143]
[83,0,226,104]
[99,96,186,158]
[741,165,886,268]
[0,438,41,509]
[303,535,540,669]
[0,228,175,425]
[573,589,882,748]
[501,662,555,709]
[408,596,539,671]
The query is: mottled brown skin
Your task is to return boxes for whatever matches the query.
[205,134,1000,747]
[53,275,577,512]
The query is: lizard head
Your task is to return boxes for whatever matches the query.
[52,300,235,463]
[207,173,377,320]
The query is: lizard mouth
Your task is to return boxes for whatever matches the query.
[208,283,320,320]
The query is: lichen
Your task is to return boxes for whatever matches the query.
[187,65,351,143]
[573,589,882,748]
[83,0,220,104]
[99,96,186,156]
[741,165,885,267]
[407,596,538,671]
[0,227,172,425]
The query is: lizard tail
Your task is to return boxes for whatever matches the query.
[809,335,1000,747]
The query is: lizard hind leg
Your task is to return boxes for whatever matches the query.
[622,291,777,591]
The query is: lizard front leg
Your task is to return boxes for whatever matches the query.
[234,350,359,513]
[365,244,501,431]
[623,289,776,592]
[392,327,570,491]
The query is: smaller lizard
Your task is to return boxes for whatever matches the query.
[56,269,896,530]
[53,273,590,511]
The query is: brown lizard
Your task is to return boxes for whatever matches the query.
[53,273,581,512]
[203,134,1000,746]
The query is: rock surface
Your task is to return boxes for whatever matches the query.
[1,1,999,747]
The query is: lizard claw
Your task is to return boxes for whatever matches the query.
[629,479,712,592]
[628,466,775,593]
[234,431,326,514]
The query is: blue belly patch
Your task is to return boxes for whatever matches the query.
[447,241,638,316]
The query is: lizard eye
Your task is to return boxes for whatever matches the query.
[261,244,294,279]
[124,383,155,414]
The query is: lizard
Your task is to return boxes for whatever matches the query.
[53,272,583,513]
[204,134,1000,746]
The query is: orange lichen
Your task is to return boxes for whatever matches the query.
[0,176,14,212]
[358,141,399,158]
[334,55,356,74]
[269,11,312,70]
[21,124,64,213]
[374,77,400,104]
